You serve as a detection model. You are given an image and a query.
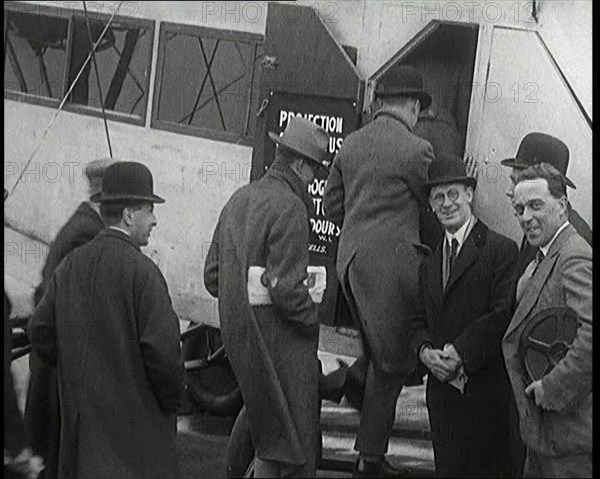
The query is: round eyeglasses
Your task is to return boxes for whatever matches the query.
[431,188,460,207]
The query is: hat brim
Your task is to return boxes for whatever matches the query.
[423,176,477,195]
[500,158,576,189]
[90,192,165,204]
[268,131,330,173]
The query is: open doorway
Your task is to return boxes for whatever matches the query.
[368,21,479,158]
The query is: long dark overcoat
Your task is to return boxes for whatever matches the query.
[324,110,434,374]
[409,219,518,478]
[204,164,320,477]
[26,201,104,479]
[28,229,183,479]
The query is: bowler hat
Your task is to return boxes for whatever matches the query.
[423,153,477,195]
[375,64,432,110]
[90,161,165,203]
[268,116,331,171]
[501,132,575,189]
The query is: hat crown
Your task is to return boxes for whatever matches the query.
[92,161,164,203]
[375,64,432,109]
[515,132,570,175]
[423,153,477,194]
[428,154,468,182]
[379,65,424,91]
[270,117,330,168]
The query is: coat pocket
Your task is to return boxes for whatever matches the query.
[538,393,593,456]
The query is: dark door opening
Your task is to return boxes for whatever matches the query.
[369,22,479,159]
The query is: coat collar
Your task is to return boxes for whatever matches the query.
[76,201,103,223]
[426,217,487,306]
[263,162,312,212]
[98,227,141,250]
[504,224,577,338]
[373,109,414,133]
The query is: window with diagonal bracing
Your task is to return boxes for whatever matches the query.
[152,23,263,144]
[4,2,154,126]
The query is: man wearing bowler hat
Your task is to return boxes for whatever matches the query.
[28,162,183,479]
[408,154,518,477]
[25,157,114,479]
[205,117,331,478]
[500,133,592,477]
[502,162,592,478]
[501,132,592,280]
[324,64,434,477]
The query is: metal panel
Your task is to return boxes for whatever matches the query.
[251,2,362,180]
[468,27,592,241]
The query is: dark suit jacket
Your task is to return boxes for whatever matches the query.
[409,219,518,477]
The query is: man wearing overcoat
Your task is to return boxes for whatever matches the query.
[323,65,434,477]
[204,117,331,478]
[409,154,518,477]
[28,162,183,479]
[502,162,592,478]
[25,158,114,479]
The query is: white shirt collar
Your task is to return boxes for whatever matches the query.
[445,214,474,254]
[108,225,131,237]
[540,221,569,257]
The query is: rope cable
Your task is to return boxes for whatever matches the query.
[82,0,113,158]
[6,0,124,200]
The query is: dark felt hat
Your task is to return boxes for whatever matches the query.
[268,116,331,171]
[423,153,477,195]
[90,161,165,203]
[501,132,575,189]
[375,64,432,110]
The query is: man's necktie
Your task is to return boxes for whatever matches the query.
[443,238,459,289]
[515,249,545,304]
[450,238,459,272]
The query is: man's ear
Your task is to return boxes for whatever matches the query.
[558,196,568,216]
[122,207,134,226]
[465,185,474,203]
[428,197,436,212]
[413,98,421,115]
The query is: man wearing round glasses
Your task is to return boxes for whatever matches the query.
[409,154,518,477]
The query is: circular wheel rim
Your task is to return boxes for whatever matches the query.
[519,306,580,384]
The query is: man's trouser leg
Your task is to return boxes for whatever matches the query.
[354,359,404,457]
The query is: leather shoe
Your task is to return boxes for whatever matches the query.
[352,457,410,478]
[319,360,348,403]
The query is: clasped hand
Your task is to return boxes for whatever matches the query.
[525,379,556,411]
[420,344,462,383]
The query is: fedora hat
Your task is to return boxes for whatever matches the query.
[90,161,165,203]
[501,132,575,189]
[83,157,117,196]
[269,117,331,171]
[423,153,477,195]
[375,64,432,110]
